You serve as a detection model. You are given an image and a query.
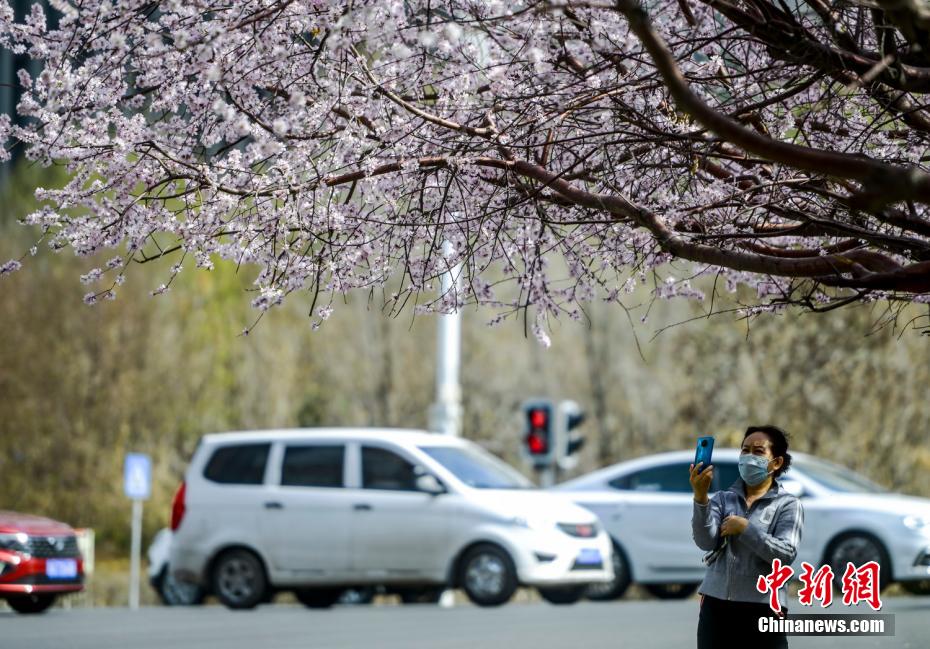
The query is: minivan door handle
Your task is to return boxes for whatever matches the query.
[353,503,372,512]
[264,501,284,510]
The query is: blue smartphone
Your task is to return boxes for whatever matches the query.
[695,436,715,469]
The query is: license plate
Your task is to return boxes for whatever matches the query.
[46,559,78,579]
[576,548,602,565]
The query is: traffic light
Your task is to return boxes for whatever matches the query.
[557,400,586,469]
[522,400,554,467]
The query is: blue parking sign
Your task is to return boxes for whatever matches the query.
[124,453,151,500]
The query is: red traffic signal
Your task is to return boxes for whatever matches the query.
[521,399,586,471]
[529,408,548,430]
[527,431,547,454]
[524,404,553,458]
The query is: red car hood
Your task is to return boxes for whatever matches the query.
[0,511,75,536]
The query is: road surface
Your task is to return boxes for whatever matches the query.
[2,597,925,649]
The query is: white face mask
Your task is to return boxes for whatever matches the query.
[738,454,771,486]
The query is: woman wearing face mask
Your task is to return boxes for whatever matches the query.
[689,425,804,649]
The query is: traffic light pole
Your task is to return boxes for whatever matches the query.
[535,465,557,488]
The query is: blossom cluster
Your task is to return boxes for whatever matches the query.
[1,0,927,334]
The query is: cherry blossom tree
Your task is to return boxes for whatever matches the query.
[4,0,930,339]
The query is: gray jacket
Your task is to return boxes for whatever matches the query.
[692,478,804,607]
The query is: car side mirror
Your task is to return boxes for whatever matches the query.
[781,480,805,498]
[415,473,445,495]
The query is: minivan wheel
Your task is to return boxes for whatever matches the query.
[212,549,268,610]
[398,587,443,604]
[643,583,699,600]
[537,585,585,605]
[586,542,632,601]
[459,544,518,607]
[295,588,342,609]
[155,567,206,606]
[7,594,56,614]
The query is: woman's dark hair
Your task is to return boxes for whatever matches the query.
[744,425,792,478]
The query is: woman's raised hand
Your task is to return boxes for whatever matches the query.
[689,462,714,505]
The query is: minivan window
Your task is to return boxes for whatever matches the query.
[203,443,270,485]
[362,447,419,491]
[608,463,692,493]
[419,445,532,489]
[282,445,344,488]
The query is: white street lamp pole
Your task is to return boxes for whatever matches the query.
[429,240,463,437]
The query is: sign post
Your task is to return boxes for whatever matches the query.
[124,453,151,610]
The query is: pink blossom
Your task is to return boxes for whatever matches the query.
[0,0,924,340]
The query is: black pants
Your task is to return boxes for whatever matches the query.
[697,595,788,649]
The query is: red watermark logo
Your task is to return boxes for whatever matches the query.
[757,560,883,613]
[756,558,794,614]
[798,562,834,608]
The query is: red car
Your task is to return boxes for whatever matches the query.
[0,511,84,614]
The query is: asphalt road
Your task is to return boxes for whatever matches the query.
[2,597,927,649]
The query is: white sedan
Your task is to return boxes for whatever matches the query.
[554,449,930,600]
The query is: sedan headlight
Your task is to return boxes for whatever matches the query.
[903,515,930,532]
[557,522,600,538]
[0,532,29,554]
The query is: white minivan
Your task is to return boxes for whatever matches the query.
[169,429,613,608]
